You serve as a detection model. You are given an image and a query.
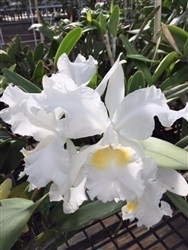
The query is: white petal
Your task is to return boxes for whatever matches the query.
[22,137,69,188]
[48,72,77,90]
[105,63,125,119]
[113,86,188,140]
[36,83,110,138]
[0,85,35,108]
[57,53,97,86]
[121,180,172,228]
[157,167,188,196]
[63,178,87,214]
[96,53,126,96]
[84,142,145,202]
[62,145,92,195]
[49,183,63,201]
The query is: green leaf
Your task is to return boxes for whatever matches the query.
[149,52,178,86]
[120,35,152,83]
[0,142,11,172]
[1,139,26,174]
[127,54,158,63]
[163,83,188,100]
[160,65,188,91]
[167,192,188,218]
[34,42,45,62]
[0,195,47,250]
[110,0,114,14]
[54,27,82,69]
[32,60,44,84]
[127,71,145,94]
[8,182,29,199]
[2,69,41,93]
[0,178,12,200]
[141,137,188,170]
[59,200,126,232]
[176,0,187,11]
[87,9,92,22]
[183,39,188,58]
[161,25,188,51]
[108,5,119,37]
[99,13,107,35]
[176,135,188,149]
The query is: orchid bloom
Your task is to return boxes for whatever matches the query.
[58,55,188,227]
[0,53,188,228]
[0,54,107,192]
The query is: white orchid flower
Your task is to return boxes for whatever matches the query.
[61,55,188,225]
[56,53,97,87]
[34,75,110,138]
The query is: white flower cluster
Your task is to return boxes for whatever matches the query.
[1,53,188,228]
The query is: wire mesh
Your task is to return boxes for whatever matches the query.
[59,210,188,250]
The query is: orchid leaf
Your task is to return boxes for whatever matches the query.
[183,39,188,58]
[149,51,178,86]
[58,199,126,232]
[141,137,188,170]
[0,195,47,250]
[167,192,188,218]
[161,24,188,51]
[99,13,107,35]
[108,5,119,38]
[54,27,82,69]
[120,35,152,83]
[0,178,12,200]
[3,69,41,93]
[32,60,44,84]
[127,71,145,94]
[33,42,45,62]
[163,83,188,100]
[160,65,188,91]
[87,9,92,23]
[176,135,188,150]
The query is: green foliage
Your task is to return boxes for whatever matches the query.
[141,137,188,170]
[54,27,82,68]
[0,1,188,249]
[0,195,47,250]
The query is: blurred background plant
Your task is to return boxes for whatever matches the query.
[0,0,188,249]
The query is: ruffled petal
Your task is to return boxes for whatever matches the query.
[49,178,87,214]
[105,63,125,119]
[63,178,87,214]
[22,137,69,188]
[157,167,188,196]
[36,82,110,138]
[121,179,172,228]
[84,128,145,202]
[57,53,97,86]
[113,86,188,140]
[96,53,126,96]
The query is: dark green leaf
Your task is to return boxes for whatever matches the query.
[3,69,41,93]
[34,43,45,62]
[163,83,188,100]
[160,65,188,91]
[120,35,152,83]
[1,139,26,174]
[32,60,44,84]
[59,200,126,232]
[108,5,119,37]
[149,51,178,86]
[127,71,145,94]
[167,192,188,218]
[183,39,188,58]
